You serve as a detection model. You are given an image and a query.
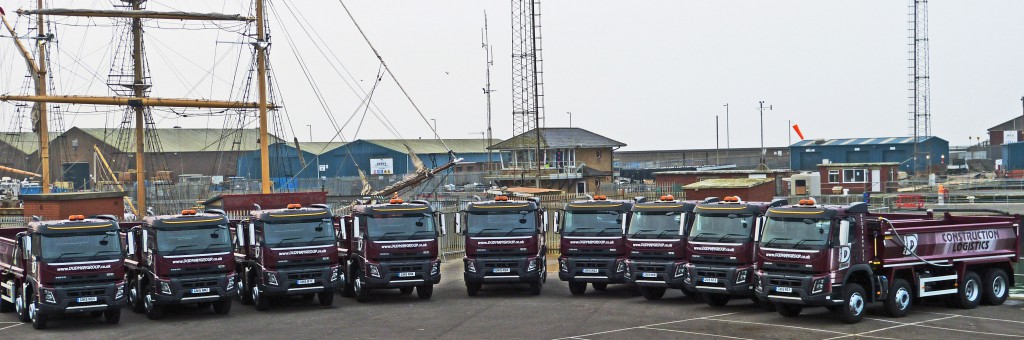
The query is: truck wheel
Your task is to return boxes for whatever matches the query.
[466,282,481,297]
[704,293,731,307]
[354,277,371,303]
[884,279,912,318]
[529,280,542,296]
[103,308,121,325]
[776,303,803,317]
[982,268,1009,306]
[591,282,608,291]
[417,284,433,300]
[318,289,335,306]
[253,284,270,311]
[128,277,144,313]
[213,299,232,315]
[954,271,982,309]
[752,297,775,311]
[239,270,254,305]
[629,286,642,297]
[15,285,29,322]
[399,287,414,295]
[341,272,355,297]
[639,287,665,300]
[835,283,866,324]
[568,281,587,296]
[29,295,47,330]
[144,293,165,320]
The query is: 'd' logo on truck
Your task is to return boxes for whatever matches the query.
[902,234,918,255]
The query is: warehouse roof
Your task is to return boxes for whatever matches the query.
[683,178,774,189]
[989,117,1024,132]
[76,127,282,153]
[297,142,347,155]
[0,132,60,154]
[790,136,943,147]
[363,138,495,155]
[489,128,625,150]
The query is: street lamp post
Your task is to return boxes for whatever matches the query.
[566,111,572,128]
[431,119,437,135]
[758,101,773,170]
[307,124,312,142]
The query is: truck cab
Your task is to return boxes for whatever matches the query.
[341,197,442,302]
[555,195,633,295]
[624,195,708,300]
[0,215,126,329]
[459,195,547,296]
[122,209,236,319]
[235,203,341,310]
[684,196,786,307]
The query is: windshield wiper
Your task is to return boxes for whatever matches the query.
[472,228,501,237]
[792,239,822,249]
[630,229,656,238]
[717,233,747,242]
[49,252,83,262]
[690,232,718,241]
[274,237,301,247]
[409,230,436,238]
[596,228,622,236]
[654,230,674,239]
[566,227,594,235]
[762,238,791,248]
[504,227,533,236]
[376,232,405,240]
[86,250,121,261]
[167,244,197,254]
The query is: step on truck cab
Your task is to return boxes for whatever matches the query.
[0,215,126,329]
[235,203,341,311]
[625,195,712,300]
[458,195,547,296]
[554,195,633,295]
[341,196,442,302]
[122,209,236,319]
[754,199,1020,323]
[684,197,787,306]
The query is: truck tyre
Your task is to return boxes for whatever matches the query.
[103,308,121,325]
[213,299,232,314]
[568,281,587,296]
[591,282,608,291]
[629,286,642,297]
[319,289,335,306]
[704,293,731,307]
[954,271,982,309]
[239,269,254,305]
[29,293,47,330]
[639,287,665,300]
[252,284,270,311]
[529,280,542,296]
[417,284,433,300]
[128,277,145,313]
[835,283,866,324]
[399,287,414,295]
[354,277,371,303]
[982,268,1009,306]
[144,293,165,320]
[15,285,29,322]
[752,297,775,311]
[466,282,481,297]
[341,273,355,297]
[884,279,912,318]
[776,303,802,317]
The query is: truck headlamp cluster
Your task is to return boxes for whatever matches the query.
[560,258,568,273]
[811,278,826,294]
[736,269,748,285]
[42,289,56,304]
[753,272,763,292]
[226,275,236,291]
[527,257,538,272]
[430,262,440,276]
[368,264,381,278]
[466,260,477,274]
[115,282,125,300]
[615,260,627,273]
[330,268,340,282]
[160,281,172,295]
[674,264,687,278]
[266,272,279,286]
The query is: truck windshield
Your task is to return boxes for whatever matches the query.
[627,211,683,239]
[467,210,536,237]
[366,213,436,241]
[563,211,623,236]
[759,217,832,250]
[263,219,335,248]
[156,224,232,255]
[39,231,121,262]
[689,214,755,242]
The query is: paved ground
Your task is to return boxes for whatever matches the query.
[4,258,1024,339]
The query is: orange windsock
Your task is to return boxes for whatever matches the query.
[792,124,805,140]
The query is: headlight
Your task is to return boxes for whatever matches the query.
[736,269,748,284]
[616,260,627,273]
[369,264,381,278]
[430,262,440,276]
[42,289,56,304]
[559,258,568,273]
[226,275,236,290]
[811,278,826,294]
[674,264,687,278]
[331,268,340,282]
[266,272,279,286]
[160,281,172,295]
[466,260,477,273]
[754,272,763,292]
[527,258,538,272]
[115,282,125,300]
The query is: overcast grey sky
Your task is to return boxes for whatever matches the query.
[1,0,1022,151]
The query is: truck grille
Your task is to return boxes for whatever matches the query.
[287,272,321,280]
[636,265,664,273]
[65,287,106,298]
[575,261,608,269]
[770,278,802,288]
[181,279,219,289]
[696,270,727,278]
[390,264,425,272]
[484,261,518,269]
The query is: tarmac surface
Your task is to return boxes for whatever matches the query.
[4,258,1024,339]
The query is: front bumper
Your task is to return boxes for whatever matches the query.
[687,264,754,296]
[464,256,544,284]
[755,271,837,307]
[152,273,238,305]
[36,281,127,314]
[558,256,627,283]
[626,259,687,289]
[258,265,343,296]
[361,259,441,289]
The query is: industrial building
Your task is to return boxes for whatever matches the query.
[789,136,948,175]
[487,127,623,193]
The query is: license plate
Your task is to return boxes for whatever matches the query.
[582,268,599,274]
[493,268,511,273]
[77,296,97,303]
[398,272,415,277]
[702,277,719,283]
[190,288,210,294]
[297,279,315,285]
[642,272,657,278]
[775,286,793,293]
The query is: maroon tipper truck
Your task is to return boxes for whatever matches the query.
[340,197,442,302]
[624,195,712,300]
[754,199,1020,323]
[555,195,633,295]
[122,209,236,319]
[235,203,341,310]
[684,196,787,307]
[0,215,126,329]
[459,195,547,296]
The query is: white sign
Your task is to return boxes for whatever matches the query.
[1004,131,1019,144]
[370,158,394,175]
[318,164,328,172]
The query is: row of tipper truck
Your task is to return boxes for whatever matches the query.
[0,194,1019,329]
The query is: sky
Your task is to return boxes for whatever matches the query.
[0,0,1022,151]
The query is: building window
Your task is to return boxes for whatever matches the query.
[827,170,839,183]
[843,169,866,183]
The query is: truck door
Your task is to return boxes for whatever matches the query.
[871,170,881,192]
[833,219,853,271]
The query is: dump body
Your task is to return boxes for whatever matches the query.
[624,197,704,299]
[0,217,126,329]
[556,197,633,295]
[341,199,441,301]
[121,211,237,318]
[461,197,547,295]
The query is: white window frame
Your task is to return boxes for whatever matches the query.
[842,169,866,183]
[827,170,840,183]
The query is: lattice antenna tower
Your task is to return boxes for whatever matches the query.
[908,0,931,173]
[510,0,545,137]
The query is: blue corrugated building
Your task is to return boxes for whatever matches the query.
[236,143,326,180]
[1001,141,1024,171]
[789,136,948,174]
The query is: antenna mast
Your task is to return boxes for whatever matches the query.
[483,12,494,166]
[909,0,931,175]
[511,0,545,187]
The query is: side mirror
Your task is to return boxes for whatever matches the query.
[338,217,347,241]
[754,217,765,242]
[553,210,561,234]
[620,213,628,235]
[126,228,137,256]
[353,216,361,239]
[678,213,687,236]
[541,211,549,233]
[247,223,256,246]
[839,220,850,245]
[141,229,149,251]
[234,224,245,247]
[455,212,464,235]
[438,213,447,236]
[17,232,30,259]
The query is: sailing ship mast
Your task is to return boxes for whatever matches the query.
[2,1,275,212]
